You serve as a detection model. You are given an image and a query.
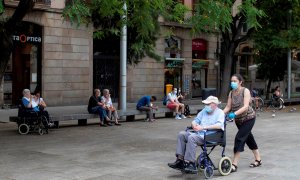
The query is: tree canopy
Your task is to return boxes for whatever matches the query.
[251,0,300,96]
[188,0,266,99]
[63,0,187,64]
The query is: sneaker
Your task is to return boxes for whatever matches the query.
[181,114,187,119]
[184,162,197,174]
[175,115,182,120]
[48,123,55,128]
[168,159,184,171]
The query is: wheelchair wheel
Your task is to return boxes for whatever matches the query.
[271,98,284,110]
[218,156,232,176]
[196,153,205,170]
[204,166,214,179]
[18,123,29,135]
[38,128,44,135]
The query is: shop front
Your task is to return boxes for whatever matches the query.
[164,36,184,94]
[3,21,42,106]
[191,38,208,97]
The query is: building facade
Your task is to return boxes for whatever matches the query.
[0,0,93,107]
[126,0,219,102]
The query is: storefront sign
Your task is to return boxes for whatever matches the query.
[12,34,42,43]
[192,39,207,51]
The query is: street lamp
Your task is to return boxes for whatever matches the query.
[287,9,292,99]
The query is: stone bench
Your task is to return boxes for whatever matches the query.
[9,106,192,127]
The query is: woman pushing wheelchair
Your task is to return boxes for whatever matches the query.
[223,74,262,172]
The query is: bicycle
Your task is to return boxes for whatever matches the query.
[251,91,284,111]
[251,96,264,111]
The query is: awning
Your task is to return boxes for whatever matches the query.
[165,57,185,61]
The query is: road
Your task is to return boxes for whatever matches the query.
[0,108,300,180]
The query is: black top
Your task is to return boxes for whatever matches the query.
[87,96,100,113]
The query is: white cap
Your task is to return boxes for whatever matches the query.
[202,96,220,105]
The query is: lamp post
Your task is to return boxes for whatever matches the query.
[120,0,127,111]
[287,9,292,100]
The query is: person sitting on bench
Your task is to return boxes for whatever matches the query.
[101,89,121,126]
[136,96,158,122]
[166,87,186,120]
[33,90,54,127]
[88,89,112,127]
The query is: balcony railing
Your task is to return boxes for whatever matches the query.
[8,0,51,5]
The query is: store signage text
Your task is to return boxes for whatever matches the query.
[12,34,42,43]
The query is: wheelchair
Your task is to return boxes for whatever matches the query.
[186,122,232,179]
[17,103,49,135]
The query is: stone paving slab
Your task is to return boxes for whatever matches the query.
[0,109,300,179]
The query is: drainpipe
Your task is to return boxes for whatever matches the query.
[120,1,127,112]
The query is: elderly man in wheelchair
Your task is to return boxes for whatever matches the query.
[168,96,232,178]
[18,89,51,135]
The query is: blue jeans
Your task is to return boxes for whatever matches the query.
[89,106,107,122]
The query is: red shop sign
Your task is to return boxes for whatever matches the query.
[192,39,207,51]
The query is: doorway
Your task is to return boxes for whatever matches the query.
[3,22,42,106]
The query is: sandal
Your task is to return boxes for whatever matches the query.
[250,160,262,168]
[231,164,238,173]
[114,122,121,126]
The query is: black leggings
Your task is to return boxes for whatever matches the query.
[234,118,258,153]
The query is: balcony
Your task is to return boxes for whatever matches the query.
[4,0,68,10]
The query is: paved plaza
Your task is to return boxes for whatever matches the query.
[0,108,300,180]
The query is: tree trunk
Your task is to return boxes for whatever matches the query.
[0,31,13,86]
[266,78,272,100]
[219,46,235,101]
[0,0,35,87]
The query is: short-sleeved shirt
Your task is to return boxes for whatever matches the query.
[167,92,178,105]
[192,107,225,137]
[136,96,151,108]
[22,97,39,112]
[101,96,113,107]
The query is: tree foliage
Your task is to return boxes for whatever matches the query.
[251,0,300,95]
[188,0,266,99]
[63,0,187,64]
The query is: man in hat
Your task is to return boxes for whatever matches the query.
[167,96,225,174]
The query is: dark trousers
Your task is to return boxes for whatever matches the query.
[38,110,50,129]
[89,106,108,122]
[137,106,154,120]
[234,118,258,153]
